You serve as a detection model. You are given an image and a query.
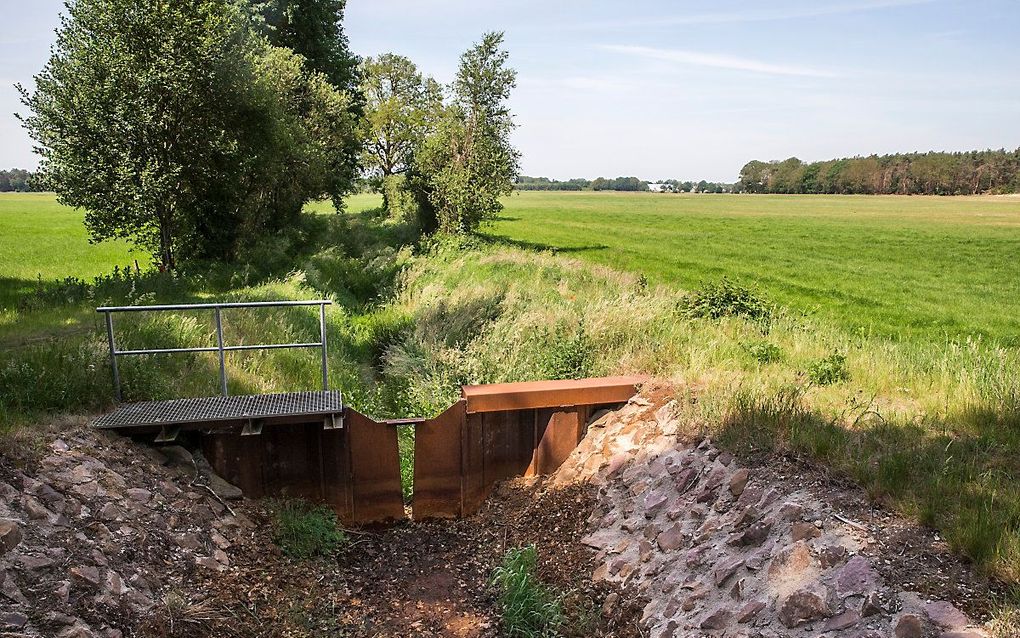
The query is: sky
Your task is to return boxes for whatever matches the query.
[2,0,1018,181]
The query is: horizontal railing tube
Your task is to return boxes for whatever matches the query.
[96,300,331,313]
[97,300,333,400]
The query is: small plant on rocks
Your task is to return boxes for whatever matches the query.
[272,500,347,559]
[490,544,564,638]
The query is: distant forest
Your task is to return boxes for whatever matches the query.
[0,169,40,192]
[738,148,1020,195]
[515,176,733,193]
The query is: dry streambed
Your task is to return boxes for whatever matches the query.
[0,386,1005,637]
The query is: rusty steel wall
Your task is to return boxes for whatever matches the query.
[412,403,598,520]
[411,400,465,519]
[203,410,405,525]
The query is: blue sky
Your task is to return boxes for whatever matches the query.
[3,0,1018,181]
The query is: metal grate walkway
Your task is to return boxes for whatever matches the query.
[93,390,344,430]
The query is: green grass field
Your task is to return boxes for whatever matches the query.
[488,191,1020,343]
[0,193,140,308]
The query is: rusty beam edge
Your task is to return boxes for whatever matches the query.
[461,375,647,414]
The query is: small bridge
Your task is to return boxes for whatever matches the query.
[93,301,644,523]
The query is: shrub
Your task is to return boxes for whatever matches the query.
[807,353,851,385]
[544,324,594,380]
[272,500,347,559]
[680,278,774,325]
[490,545,564,638]
[743,341,784,365]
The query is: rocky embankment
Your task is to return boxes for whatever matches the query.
[0,421,246,637]
[553,386,994,638]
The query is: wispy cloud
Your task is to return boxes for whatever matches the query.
[602,45,839,78]
[577,0,937,29]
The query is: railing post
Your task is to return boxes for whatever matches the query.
[319,303,329,391]
[104,311,122,402]
[215,306,228,396]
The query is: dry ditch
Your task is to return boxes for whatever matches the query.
[0,383,1006,637]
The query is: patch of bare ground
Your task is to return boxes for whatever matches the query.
[175,479,645,637]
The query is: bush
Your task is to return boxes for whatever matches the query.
[272,500,347,559]
[490,545,564,638]
[807,353,851,385]
[544,324,595,380]
[743,341,783,365]
[381,174,419,222]
[680,278,774,325]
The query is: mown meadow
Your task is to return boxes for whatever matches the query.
[489,191,1020,343]
[2,191,1020,611]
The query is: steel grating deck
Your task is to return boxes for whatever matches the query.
[93,391,344,430]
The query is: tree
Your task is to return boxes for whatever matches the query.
[360,54,441,210]
[258,0,360,96]
[411,32,520,233]
[19,0,359,267]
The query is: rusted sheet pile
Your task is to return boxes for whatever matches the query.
[202,409,405,525]
[97,376,645,525]
[413,376,645,520]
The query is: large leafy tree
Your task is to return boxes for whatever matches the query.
[19,0,358,267]
[360,54,440,178]
[258,0,360,95]
[411,32,520,233]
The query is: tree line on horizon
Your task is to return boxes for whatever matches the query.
[739,149,1020,195]
[514,176,733,193]
[0,169,41,192]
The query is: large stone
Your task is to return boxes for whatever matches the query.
[791,521,821,542]
[656,524,685,551]
[193,452,243,500]
[70,565,103,588]
[834,556,882,599]
[736,600,766,624]
[731,521,772,547]
[159,445,194,467]
[0,519,22,554]
[894,613,926,638]
[924,601,968,630]
[2,611,29,630]
[778,583,832,628]
[823,609,862,631]
[699,607,731,630]
[713,557,744,586]
[729,469,749,496]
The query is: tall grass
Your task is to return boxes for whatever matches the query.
[491,545,564,638]
[382,238,1020,584]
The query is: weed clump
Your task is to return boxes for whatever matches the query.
[272,500,347,559]
[544,324,594,380]
[743,341,783,365]
[807,353,851,385]
[490,545,564,638]
[680,278,774,325]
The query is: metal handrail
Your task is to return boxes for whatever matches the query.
[97,300,332,402]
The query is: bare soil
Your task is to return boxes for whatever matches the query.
[149,479,645,637]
